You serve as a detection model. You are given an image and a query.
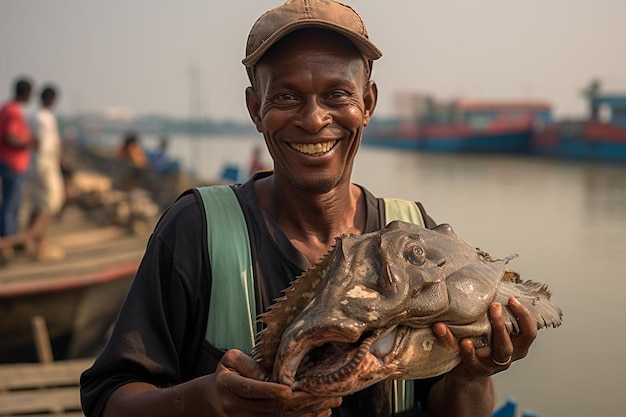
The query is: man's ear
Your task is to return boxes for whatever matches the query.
[245,86,263,132]
[363,80,378,127]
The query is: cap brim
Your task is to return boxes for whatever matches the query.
[242,20,382,67]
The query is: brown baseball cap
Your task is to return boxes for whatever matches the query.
[242,0,382,70]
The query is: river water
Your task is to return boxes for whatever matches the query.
[140,133,626,417]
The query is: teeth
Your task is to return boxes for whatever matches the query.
[290,140,337,155]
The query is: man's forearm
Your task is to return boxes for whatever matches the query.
[425,374,495,417]
[102,377,213,417]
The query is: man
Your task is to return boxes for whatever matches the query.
[0,77,33,241]
[81,1,537,416]
[26,85,65,260]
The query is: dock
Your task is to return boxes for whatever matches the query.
[0,357,92,417]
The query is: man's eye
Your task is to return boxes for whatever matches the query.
[329,91,347,99]
[276,93,297,101]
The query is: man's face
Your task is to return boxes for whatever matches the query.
[246,30,377,193]
[20,89,31,103]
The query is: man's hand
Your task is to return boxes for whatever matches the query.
[432,296,538,379]
[424,297,537,416]
[208,349,342,417]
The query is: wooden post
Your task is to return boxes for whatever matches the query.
[31,315,54,363]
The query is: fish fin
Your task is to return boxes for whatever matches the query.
[497,280,563,334]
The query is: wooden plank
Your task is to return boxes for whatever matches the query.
[0,358,93,391]
[0,386,81,414]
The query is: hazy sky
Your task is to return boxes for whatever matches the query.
[1,0,625,121]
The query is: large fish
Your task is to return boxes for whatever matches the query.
[252,221,562,396]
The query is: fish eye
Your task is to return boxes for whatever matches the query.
[404,244,425,266]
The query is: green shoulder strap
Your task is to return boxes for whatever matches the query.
[197,185,256,354]
[383,198,424,414]
[383,198,425,227]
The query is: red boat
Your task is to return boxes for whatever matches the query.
[533,81,626,163]
[363,93,552,154]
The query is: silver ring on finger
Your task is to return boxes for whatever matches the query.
[491,355,512,366]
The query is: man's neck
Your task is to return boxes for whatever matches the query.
[254,174,366,264]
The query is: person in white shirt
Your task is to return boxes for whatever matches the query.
[27,85,65,260]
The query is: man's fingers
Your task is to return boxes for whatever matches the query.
[489,303,513,364]
[214,350,342,416]
[459,338,478,364]
[217,349,293,401]
[507,297,537,359]
[219,371,293,400]
[220,349,270,381]
[432,322,457,349]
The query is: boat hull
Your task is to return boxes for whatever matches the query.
[533,122,626,163]
[363,126,533,154]
[0,270,134,363]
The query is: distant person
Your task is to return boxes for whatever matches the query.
[149,136,171,172]
[149,135,180,174]
[583,79,601,122]
[115,132,150,192]
[147,135,181,209]
[116,132,147,168]
[0,77,34,248]
[248,145,267,177]
[26,85,66,260]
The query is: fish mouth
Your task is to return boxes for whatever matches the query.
[278,325,408,395]
[288,140,338,156]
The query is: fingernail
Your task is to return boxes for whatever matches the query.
[278,388,292,399]
[490,303,502,317]
[434,324,446,337]
[509,296,520,306]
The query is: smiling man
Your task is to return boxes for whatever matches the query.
[80,1,537,416]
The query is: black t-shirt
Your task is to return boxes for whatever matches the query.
[80,173,440,417]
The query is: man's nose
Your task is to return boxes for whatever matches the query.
[296,99,332,133]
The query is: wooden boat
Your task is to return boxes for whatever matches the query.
[363,93,552,154]
[533,84,626,163]
[0,171,154,363]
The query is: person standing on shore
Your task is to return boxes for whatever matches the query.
[26,85,66,260]
[0,77,34,261]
